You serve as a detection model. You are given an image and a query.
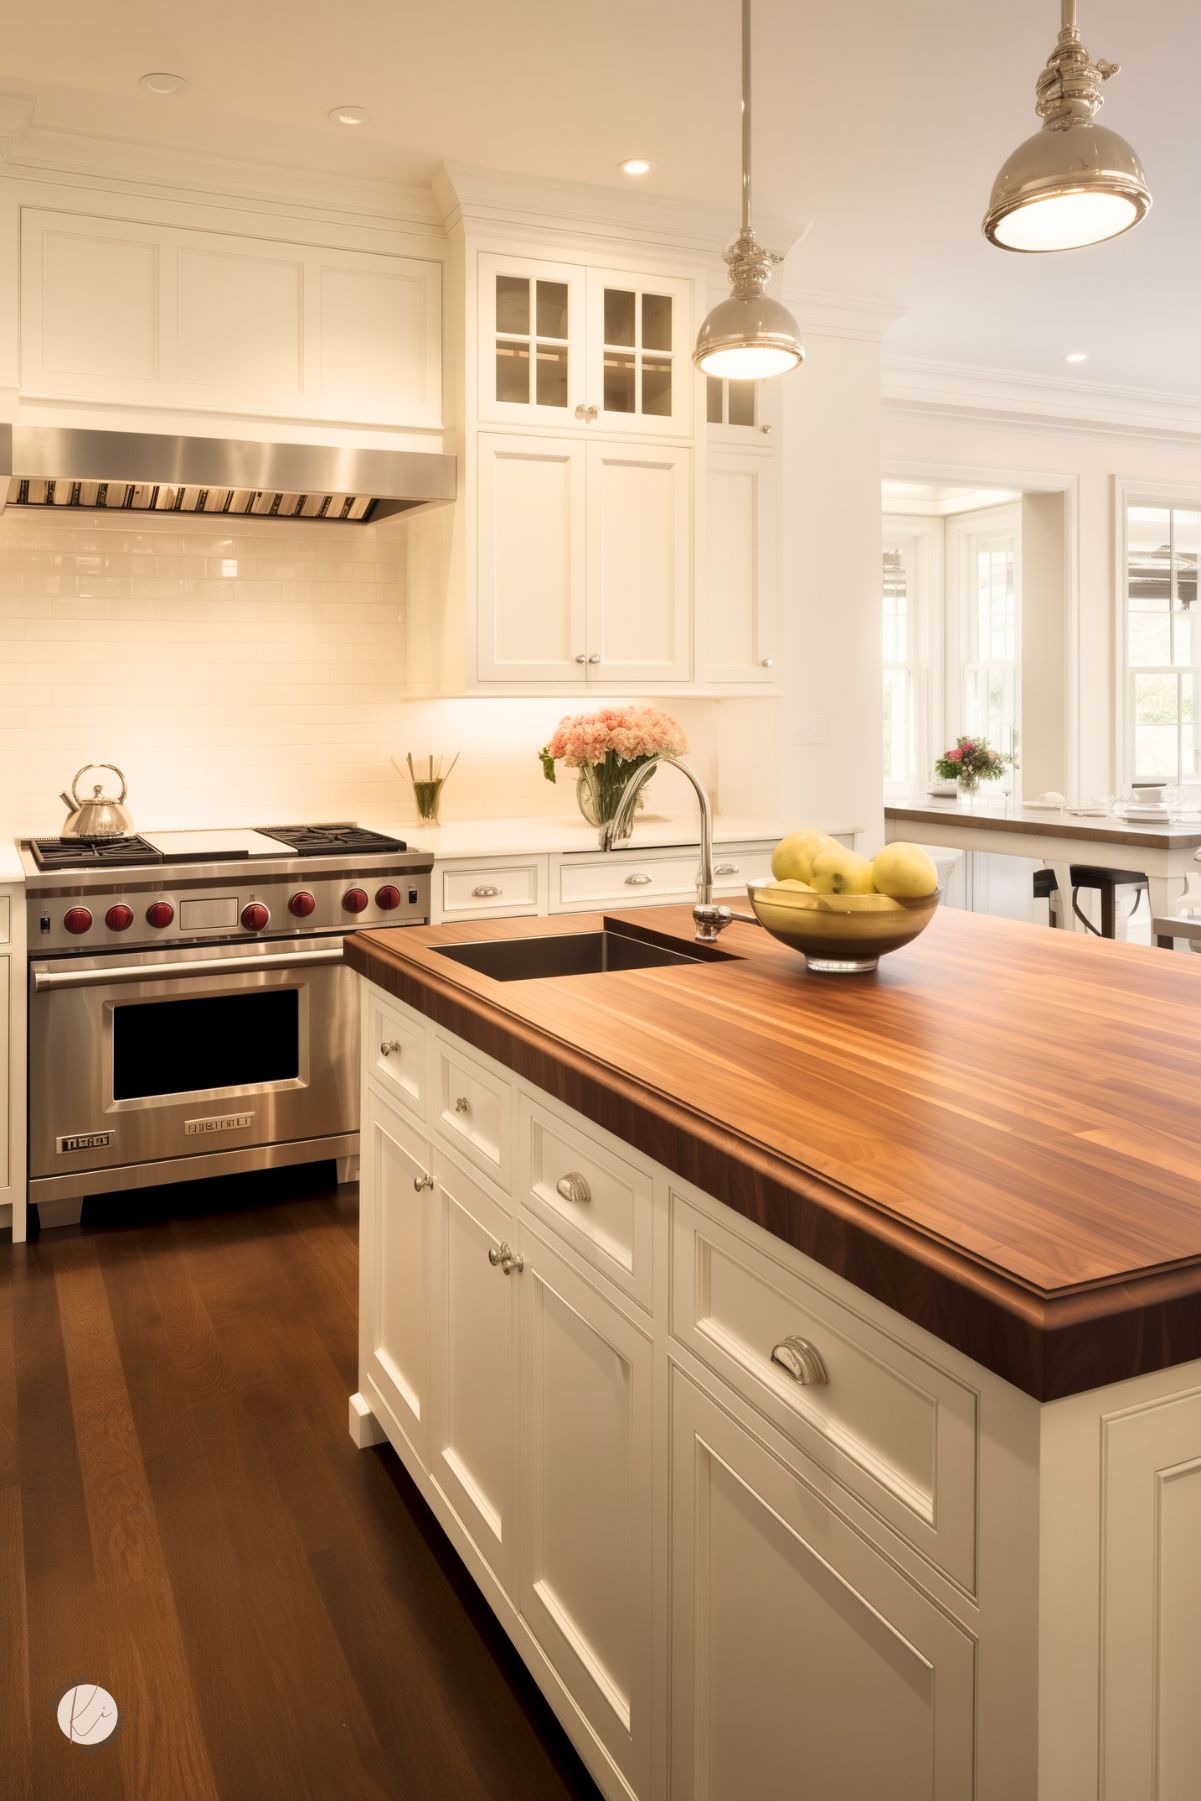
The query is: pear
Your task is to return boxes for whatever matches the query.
[771,829,839,885]
[872,843,939,899]
[810,846,876,896]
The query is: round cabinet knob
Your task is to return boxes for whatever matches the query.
[342,887,369,914]
[375,885,401,911]
[104,903,134,932]
[288,890,316,918]
[241,902,270,932]
[63,906,93,935]
[146,900,174,929]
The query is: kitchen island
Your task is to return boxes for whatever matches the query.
[346,905,1201,1801]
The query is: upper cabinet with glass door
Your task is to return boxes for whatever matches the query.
[478,253,693,437]
[705,373,778,448]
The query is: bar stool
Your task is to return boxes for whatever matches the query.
[1032,865,1149,938]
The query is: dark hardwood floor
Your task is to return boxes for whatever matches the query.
[0,1166,603,1801]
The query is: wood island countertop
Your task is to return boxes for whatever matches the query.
[345,904,1201,1401]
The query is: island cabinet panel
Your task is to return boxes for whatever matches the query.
[432,1029,514,1191]
[20,207,442,427]
[520,1091,655,1310]
[516,1221,654,1798]
[362,987,427,1119]
[669,1187,979,1592]
[669,1371,976,1801]
[1099,1385,1201,1799]
[359,1087,436,1465]
[429,1148,518,1591]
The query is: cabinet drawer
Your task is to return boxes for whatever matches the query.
[433,1033,513,1191]
[440,860,543,921]
[670,1189,978,1591]
[520,1094,653,1307]
[364,989,426,1118]
[556,852,702,911]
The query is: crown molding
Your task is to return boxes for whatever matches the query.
[883,354,1201,442]
[434,159,808,261]
[0,96,441,237]
[786,289,907,344]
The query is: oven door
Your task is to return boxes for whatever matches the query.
[28,935,358,1180]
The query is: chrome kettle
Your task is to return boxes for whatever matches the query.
[59,765,133,840]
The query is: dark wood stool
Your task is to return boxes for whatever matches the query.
[1032,864,1149,938]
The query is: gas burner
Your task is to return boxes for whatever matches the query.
[30,835,163,871]
[258,824,409,855]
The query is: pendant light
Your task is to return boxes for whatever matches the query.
[693,0,803,380]
[983,0,1151,252]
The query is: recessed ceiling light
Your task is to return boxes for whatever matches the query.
[329,104,370,127]
[619,158,651,176]
[1064,351,1089,363]
[139,72,188,96]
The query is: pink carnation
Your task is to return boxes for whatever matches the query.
[543,705,688,770]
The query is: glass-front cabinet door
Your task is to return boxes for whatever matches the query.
[705,373,778,446]
[586,268,693,436]
[478,254,586,426]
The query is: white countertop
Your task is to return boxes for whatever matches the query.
[362,813,858,860]
[0,842,25,885]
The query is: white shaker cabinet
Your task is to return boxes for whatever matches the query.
[703,448,778,685]
[0,886,26,1244]
[516,1220,655,1797]
[475,433,690,686]
[670,1371,976,1801]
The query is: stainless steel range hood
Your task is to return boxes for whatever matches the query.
[0,424,456,524]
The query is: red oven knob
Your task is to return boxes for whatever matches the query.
[146,901,175,929]
[63,906,93,935]
[375,884,402,911]
[288,890,316,917]
[105,904,134,932]
[241,902,271,932]
[342,887,369,914]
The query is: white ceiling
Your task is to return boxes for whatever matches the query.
[5,0,1199,396]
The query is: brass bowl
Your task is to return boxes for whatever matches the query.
[746,881,942,973]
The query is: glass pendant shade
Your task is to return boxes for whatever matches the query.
[694,292,804,379]
[984,121,1150,251]
[984,2,1150,254]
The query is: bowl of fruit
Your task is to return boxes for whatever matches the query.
[747,832,941,974]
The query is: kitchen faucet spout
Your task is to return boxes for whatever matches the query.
[600,756,733,943]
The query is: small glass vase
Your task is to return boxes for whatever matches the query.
[575,754,653,838]
[956,774,982,809]
[413,777,445,827]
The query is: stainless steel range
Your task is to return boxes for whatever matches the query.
[21,824,432,1222]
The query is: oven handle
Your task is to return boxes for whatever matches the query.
[32,944,345,992]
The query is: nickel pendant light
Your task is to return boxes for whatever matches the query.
[693,0,803,380]
[983,0,1151,252]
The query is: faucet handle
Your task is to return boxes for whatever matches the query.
[693,902,734,944]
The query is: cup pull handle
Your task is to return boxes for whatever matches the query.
[624,873,652,886]
[714,863,739,877]
[770,1336,829,1385]
[471,884,501,898]
[555,1172,591,1206]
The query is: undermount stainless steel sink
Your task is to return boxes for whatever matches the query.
[434,930,732,983]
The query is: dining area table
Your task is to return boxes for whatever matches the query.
[884,797,1201,939]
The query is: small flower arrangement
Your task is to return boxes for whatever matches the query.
[539,706,688,830]
[935,736,1013,794]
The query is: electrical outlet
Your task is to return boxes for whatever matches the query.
[788,715,830,745]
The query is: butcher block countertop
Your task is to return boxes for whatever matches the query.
[346,904,1201,1401]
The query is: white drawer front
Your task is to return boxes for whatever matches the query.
[433,1033,513,1191]
[557,852,702,910]
[364,990,426,1118]
[440,861,542,921]
[670,1189,978,1590]
[521,1094,653,1307]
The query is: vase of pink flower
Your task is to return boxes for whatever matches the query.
[539,706,688,839]
[935,736,1013,807]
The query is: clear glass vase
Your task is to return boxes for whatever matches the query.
[575,754,653,837]
[956,774,981,809]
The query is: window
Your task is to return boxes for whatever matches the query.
[1123,501,1201,784]
[880,521,937,793]
[949,507,1020,763]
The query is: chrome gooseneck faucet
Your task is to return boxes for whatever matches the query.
[600,756,734,944]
